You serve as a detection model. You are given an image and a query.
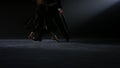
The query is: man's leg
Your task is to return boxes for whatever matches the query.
[54,13,70,42]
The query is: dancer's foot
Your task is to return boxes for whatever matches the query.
[28,32,42,42]
[33,33,42,42]
[50,32,59,42]
[65,37,70,42]
[33,38,42,41]
[28,32,35,40]
[66,38,69,42]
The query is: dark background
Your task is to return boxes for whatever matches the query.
[0,0,120,39]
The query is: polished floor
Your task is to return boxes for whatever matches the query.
[0,39,120,68]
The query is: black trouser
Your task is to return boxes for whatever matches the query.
[46,7,69,40]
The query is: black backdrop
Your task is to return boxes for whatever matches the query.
[0,0,120,39]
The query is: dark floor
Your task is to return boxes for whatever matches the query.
[0,39,120,68]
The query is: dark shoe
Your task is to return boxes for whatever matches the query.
[33,36,42,42]
[66,37,70,42]
[33,38,42,41]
